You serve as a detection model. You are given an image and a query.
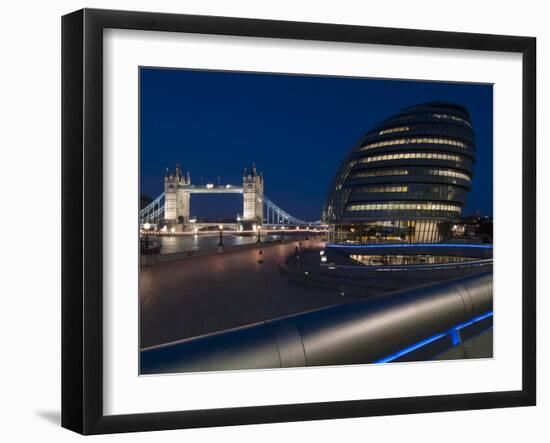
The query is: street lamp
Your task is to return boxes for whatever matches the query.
[218,224,224,247]
[256,224,261,243]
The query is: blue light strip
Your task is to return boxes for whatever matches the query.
[374,311,494,363]
[327,243,493,249]
[453,311,493,331]
[450,330,461,346]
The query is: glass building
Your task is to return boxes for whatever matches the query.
[322,102,476,244]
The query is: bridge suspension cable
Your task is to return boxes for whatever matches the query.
[140,193,165,225]
[262,195,308,226]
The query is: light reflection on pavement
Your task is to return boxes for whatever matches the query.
[140,240,349,348]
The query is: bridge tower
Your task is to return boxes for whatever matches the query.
[164,163,191,223]
[242,163,264,225]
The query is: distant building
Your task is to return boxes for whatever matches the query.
[162,162,264,226]
[452,215,493,241]
[164,163,191,223]
[242,162,264,224]
[322,102,476,244]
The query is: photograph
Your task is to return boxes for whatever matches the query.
[2,0,543,439]
[138,68,494,375]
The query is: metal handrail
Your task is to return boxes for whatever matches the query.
[141,272,492,374]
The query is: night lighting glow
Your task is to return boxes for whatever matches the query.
[375,311,493,363]
[327,243,493,250]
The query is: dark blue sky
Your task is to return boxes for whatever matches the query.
[140,68,493,221]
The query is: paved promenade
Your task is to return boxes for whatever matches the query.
[140,240,349,348]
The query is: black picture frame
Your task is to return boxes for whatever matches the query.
[62,8,536,435]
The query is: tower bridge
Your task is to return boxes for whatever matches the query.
[140,163,314,228]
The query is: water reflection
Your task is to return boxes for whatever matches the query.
[155,234,283,254]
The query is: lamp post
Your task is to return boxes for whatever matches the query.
[218,224,224,247]
[256,224,261,243]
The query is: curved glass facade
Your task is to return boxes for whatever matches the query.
[323,102,475,244]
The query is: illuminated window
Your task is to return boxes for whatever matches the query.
[350,254,476,266]
[360,137,469,151]
[346,202,461,213]
[350,169,409,179]
[427,169,471,181]
[354,185,408,193]
[433,113,472,127]
[378,126,410,135]
[358,152,462,164]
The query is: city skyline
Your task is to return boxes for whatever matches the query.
[140,68,493,221]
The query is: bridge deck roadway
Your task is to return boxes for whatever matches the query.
[181,185,243,194]
[140,240,349,348]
